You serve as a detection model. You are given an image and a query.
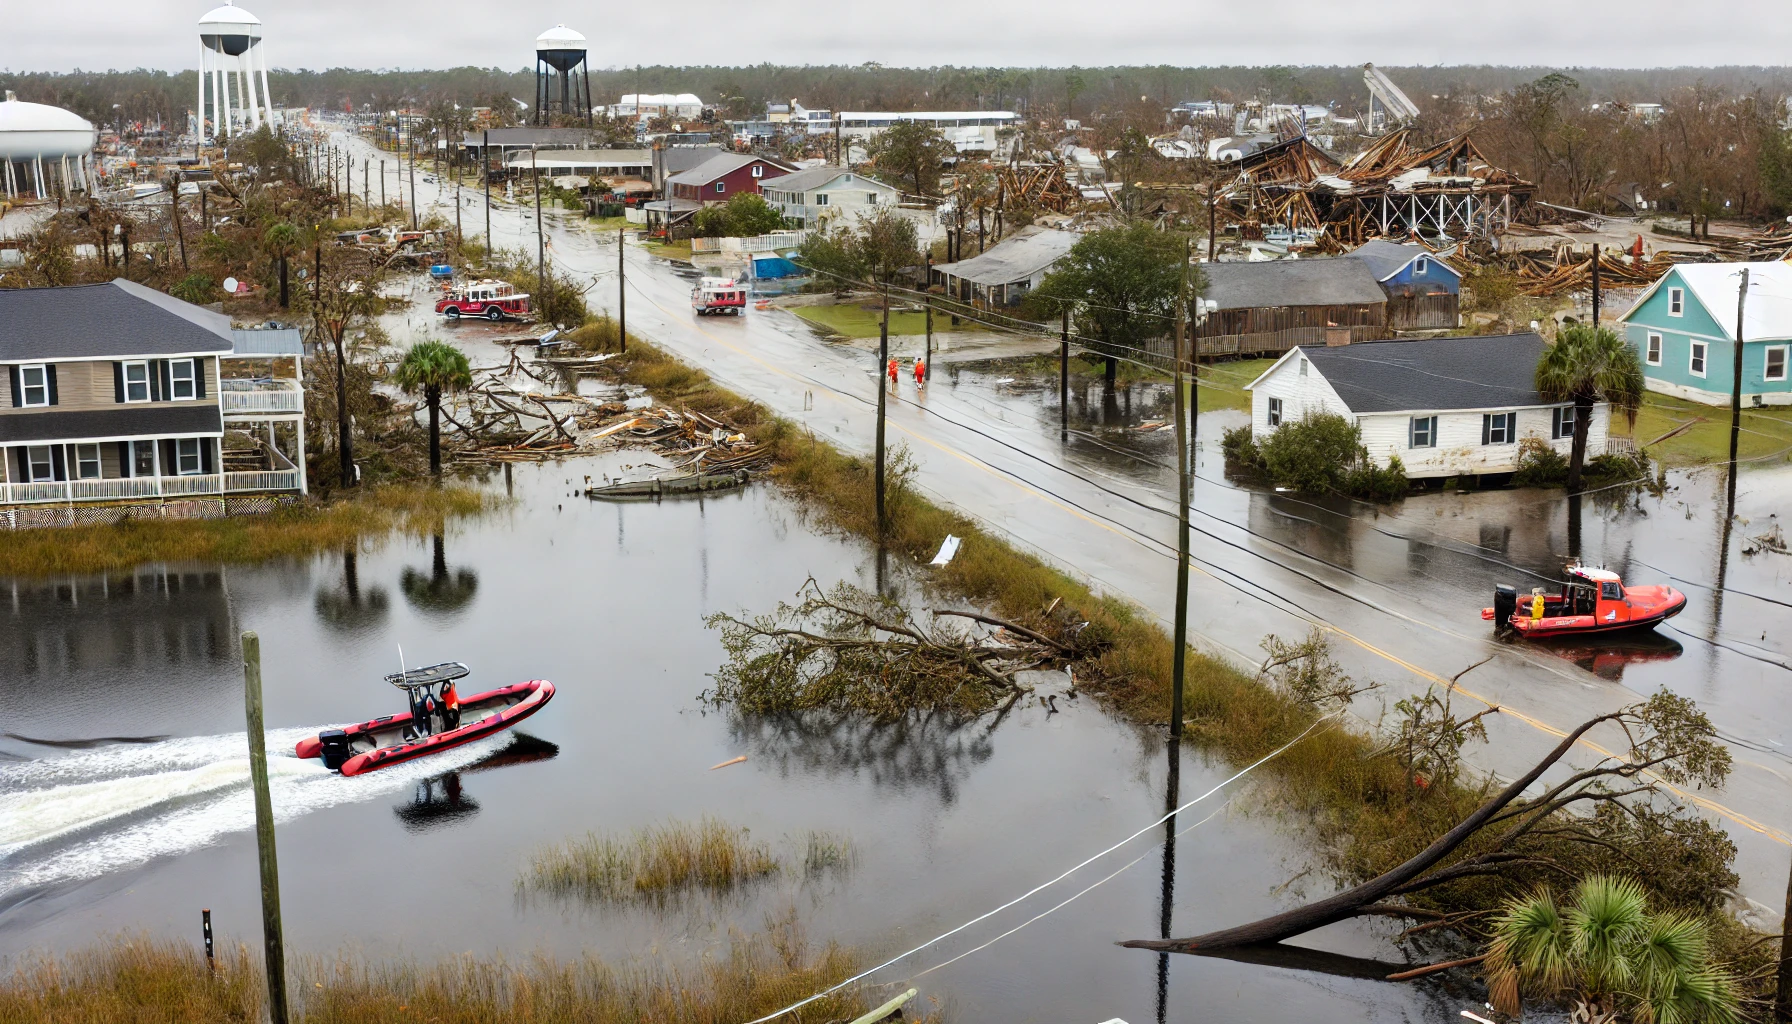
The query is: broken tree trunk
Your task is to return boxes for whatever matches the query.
[1122,713,1612,953]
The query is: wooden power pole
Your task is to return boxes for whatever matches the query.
[876,286,889,536]
[241,631,288,1024]
[617,225,627,353]
[1169,239,1192,739]
[1731,267,1749,470]
[1060,309,1070,440]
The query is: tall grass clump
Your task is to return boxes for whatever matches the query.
[0,923,908,1024]
[521,818,784,903]
[0,484,493,578]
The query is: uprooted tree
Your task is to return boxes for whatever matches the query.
[1123,689,1733,954]
[704,579,1109,721]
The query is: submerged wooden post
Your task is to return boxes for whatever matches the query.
[241,632,288,1024]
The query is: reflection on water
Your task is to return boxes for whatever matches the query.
[728,711,994,804]
[393,734,559,832]
[1523,632,1686,682]
[314,549,390,633]
[400,533,479,615]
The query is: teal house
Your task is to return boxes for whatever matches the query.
[1616,261,1792,406]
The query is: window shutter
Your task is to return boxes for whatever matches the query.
[149,362,162,401]
[201,438,215,475]
[195,358,207,399]
[52,446,67,482]
[159,360,172,401]
[117,441,131,477]
[46,366,59,406]
[114,362,125,403]
[7,366,18,408]
[1482,415,1491,445]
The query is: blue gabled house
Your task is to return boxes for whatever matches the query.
[1344,239,1461,329]
[1616,262,1792,407]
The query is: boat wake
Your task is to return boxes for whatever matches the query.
[0,726,508,903]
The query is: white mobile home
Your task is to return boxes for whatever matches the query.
[1245,333,1610,479]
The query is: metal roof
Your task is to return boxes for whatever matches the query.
[936,228,1081,287]
[760,166,897,195]
[1201,257,1387,310]
[1286,333,1552,413]
[230,327,305,357]
[1620,260,1792,341]
[0,279,234,361]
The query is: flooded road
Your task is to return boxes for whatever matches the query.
[341,129,1792,915]
[1,456,1464,1022]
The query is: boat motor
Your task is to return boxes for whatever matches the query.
[1492,584,1517,627]
[318,729,353,772]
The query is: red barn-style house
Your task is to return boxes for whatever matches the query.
[668,153,798,204]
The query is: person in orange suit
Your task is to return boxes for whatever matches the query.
[888,357,898,384]
[913,357,927,384]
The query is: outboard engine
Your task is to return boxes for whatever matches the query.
[1492,585,1517,628]
[318,729,353,772]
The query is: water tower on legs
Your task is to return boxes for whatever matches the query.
[198,1,276,142]
[534,25,592,126]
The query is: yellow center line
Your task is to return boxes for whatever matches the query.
[636,281,1791,848]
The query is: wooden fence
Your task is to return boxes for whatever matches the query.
[1387,293,1459,331]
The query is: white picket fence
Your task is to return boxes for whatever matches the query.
[690,230,810,255]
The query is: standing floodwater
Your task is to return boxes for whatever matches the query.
[1,459,1452,1021]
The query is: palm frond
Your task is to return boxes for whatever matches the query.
[1568,875,1647,994]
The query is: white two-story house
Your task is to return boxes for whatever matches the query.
[1244,333,1610,480]
[758,167,901,228]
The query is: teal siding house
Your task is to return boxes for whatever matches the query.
[1616,262,1792,406]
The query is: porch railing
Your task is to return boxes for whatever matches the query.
[2,470,301,505]
[220,379,304,415]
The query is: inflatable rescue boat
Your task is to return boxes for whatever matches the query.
[1482,564,1686,639]
[295,662,554,776]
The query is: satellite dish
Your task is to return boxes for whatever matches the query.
[223,276,239,294]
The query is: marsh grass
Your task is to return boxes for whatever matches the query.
[521,819,851,905]
[0,485,493,578]
[0,921,897,1024]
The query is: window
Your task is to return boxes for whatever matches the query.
[124,361,151,402]
[1552,406,1576,440]
[131,440,157,478]
[1767,346,1788,382]
[751,164,764,178]
[714,182,726,194]
[175,438,203,475]
[1668,287,1684,316]
[815,193,829,206]
[1482,412,1514,445]
[1646,333,1662,366]
[19,364,49,407]
[1690,341,1707,378]
[169,359,196,400]
[75,444,101,479]
[1414,256,1429,275]
[26,446,54,482]
[1267,397,1283,427]
[1410,415,1437,448]
[1298,357,1308,377]
[1600,581,1622,601]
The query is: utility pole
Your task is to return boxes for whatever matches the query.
[380,160,385,208]
[1060,309,1070,440]
[241,632,289,1024]
[875,285,889,537]
[533,146,545,311]
[1777,845,1792,1022]
[408,135,418,230]
[1591,242,1601,329]
[1730,268,1750,470]
[1207,183,1217,261]
[455,176,462,249]
[924,295,933,380]
[170,174,187,270]
[482,132,491,251]
[617,225,627,353]
[1169,238,1192,739]
[363,160,368,212]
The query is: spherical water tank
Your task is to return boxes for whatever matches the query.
[535,24,587,73]
[199,1,262,56]
[0,92,96,160]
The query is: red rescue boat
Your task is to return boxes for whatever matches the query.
[1481,564,1686,639]
[295,662,554,776]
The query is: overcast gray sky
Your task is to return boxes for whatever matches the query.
[8,0,1792,74]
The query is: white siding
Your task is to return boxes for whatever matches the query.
[1363,404,1609,478]
[1248,351,1352,436]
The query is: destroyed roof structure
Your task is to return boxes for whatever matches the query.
[1218,129,1533,248]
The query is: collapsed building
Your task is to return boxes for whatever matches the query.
[1217,129,1534,248]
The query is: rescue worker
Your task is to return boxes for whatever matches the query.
[1531,588,1546,621]
[440,679,461,731]
[887,357,899,385]
[914,357,926,384]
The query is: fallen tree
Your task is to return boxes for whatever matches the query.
[1123,690,1732,953]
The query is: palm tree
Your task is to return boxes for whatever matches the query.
[393,340,472,476]
[1536,324,1646,492]
[1485,875,1740,1023]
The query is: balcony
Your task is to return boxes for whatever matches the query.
[2,469,301,506]
[220,379,304,417]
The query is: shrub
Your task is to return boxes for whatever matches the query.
[1584,449,1651,485]
[1221,425,1263,471]
[1511,436,1569,487]
[1256,413,1405,501]
[1347,453,1408,502]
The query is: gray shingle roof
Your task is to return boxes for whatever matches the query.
[1344,239,1461,283]
[0,403,223,443]
[1297,333,1549,413]
[668,153,793,186]
[0,280,234,361]
[760,166,896,194]
[1201,258,1386,310]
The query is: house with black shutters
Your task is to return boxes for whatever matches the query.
[1,278,306,513]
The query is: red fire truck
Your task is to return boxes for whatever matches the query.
[691,277,747,317]
[437,279,531,321]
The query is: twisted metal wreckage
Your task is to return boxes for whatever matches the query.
[1217,129,1535,247]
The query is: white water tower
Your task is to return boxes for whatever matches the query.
[0,91,96,199]
[198,1,276,141]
